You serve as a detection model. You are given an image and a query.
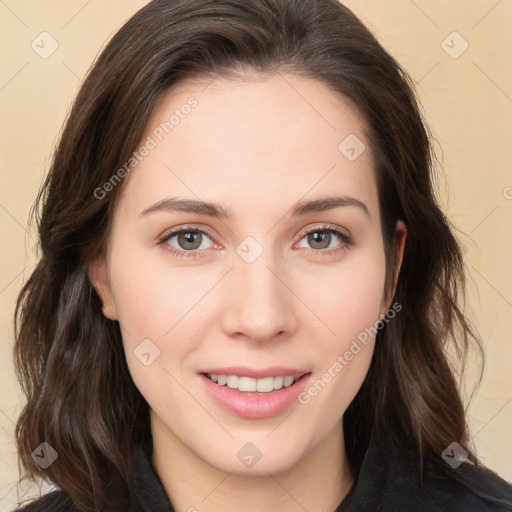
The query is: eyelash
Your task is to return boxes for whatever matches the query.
[157,224,352,259]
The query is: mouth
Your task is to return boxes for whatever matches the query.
[198,368,312,419]
[202,373,306,394]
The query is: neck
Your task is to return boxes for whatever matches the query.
[151,413,353,512]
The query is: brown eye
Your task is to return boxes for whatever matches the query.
[307,231,333,250]
[296,226,352,255]
[160,227,216,256]
[175,231,203,250]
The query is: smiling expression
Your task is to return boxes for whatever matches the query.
[90,71,404,476]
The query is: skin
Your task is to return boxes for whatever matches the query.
[90,71,406,512]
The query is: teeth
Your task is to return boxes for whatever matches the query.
[207,374,297,392]
[283,376,294,387]
[273,376,284,390]
[226,375,239,389]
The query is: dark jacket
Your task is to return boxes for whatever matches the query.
[17,433,512,511]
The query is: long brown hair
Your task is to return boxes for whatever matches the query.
[14,0,495,509]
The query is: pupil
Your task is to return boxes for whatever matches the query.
[179,231,201,250]
[309,231,330,249]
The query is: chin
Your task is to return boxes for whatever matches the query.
[205,448,302,476]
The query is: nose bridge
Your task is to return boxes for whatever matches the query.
[221,243,296,341]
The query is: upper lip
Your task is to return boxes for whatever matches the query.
[199,366,310,379]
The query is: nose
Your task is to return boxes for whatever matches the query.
[220,250,299,344]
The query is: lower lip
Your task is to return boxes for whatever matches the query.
[198,373,312,419]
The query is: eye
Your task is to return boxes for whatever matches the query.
[158,226,218,259]
[157,224,352,259]
[296,225,352,255]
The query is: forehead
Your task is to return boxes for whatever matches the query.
[118,72,378,221]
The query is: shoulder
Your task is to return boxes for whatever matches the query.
[15,490,74,512]
[420,457,512,511]
[349,433,512,512]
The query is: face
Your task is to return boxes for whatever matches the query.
[91,72,405,476]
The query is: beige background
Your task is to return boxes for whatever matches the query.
[1,0,511,509]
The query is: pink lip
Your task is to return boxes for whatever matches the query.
[198,366,309,379]
[197,371,312,419]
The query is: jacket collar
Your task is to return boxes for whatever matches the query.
[129,433,431,512]
[130,431,507,512]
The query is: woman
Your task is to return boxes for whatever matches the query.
[14,0,512,510]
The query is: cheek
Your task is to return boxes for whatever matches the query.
[110,264,196,414]
[105,238,223,398]
[298,250,386,405]
[108,241,207,341]
[306,250,387,347]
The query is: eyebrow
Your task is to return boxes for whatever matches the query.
[140,195,370,219]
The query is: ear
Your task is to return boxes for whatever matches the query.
[88,256,118,320]
[381,219,407,314]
